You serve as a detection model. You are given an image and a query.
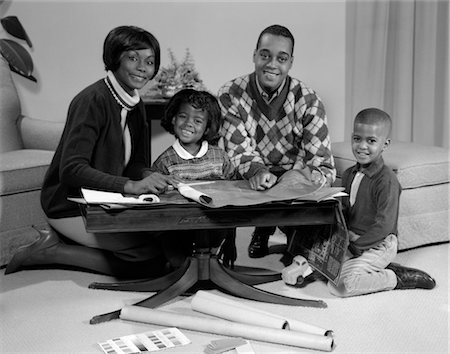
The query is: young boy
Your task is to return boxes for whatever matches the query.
[328,108,435,297]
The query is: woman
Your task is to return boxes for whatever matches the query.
[6,26,180,278]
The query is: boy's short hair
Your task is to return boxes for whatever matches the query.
[103,25,160,78]
[256,24,295,55]
[354,108,392,138]
[161,89,222,144]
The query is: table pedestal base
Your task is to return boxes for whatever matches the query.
[89,249,327,325]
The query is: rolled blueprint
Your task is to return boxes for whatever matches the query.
[178,184,212,206]
[191,291,332,337]
[120,306,335,352]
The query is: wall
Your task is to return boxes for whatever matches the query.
[3,0,346,162]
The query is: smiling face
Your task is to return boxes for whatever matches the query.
[351,122,390,167]
[114,48,155,95]
[253,33,293,94]
[172,103,209,155]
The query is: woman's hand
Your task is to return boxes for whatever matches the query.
[124,173,182,195]
[249,170,277,190]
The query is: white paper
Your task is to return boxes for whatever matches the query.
[120,306,334,352]
[81,188,160,205]
[177,184,212,206]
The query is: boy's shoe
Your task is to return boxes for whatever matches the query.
[386,262,436,290]
[248,232,270,258]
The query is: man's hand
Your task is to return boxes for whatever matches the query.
[124,173,182,195]
[278,168,326,186]
[310,169,326,185]
[278,169,311,186]
[249,170,277,190]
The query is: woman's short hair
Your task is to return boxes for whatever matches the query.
[161,89,222,144]
[103,25,160,78]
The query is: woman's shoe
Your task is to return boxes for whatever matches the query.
[4,227,60,274]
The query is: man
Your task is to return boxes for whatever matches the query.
[218,24,336,258]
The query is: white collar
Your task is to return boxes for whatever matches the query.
[256,76,286,103]
[105,71,140,110]
[173,139,209,159]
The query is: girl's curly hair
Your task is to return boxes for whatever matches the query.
[161,89,222,144]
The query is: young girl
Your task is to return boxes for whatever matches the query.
[151,89,236,267]
[150,88,235,181]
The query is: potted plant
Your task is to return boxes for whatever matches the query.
[0,7,36,82]
[155,48,205,98]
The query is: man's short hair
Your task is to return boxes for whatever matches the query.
[256,24,295,55]
[354,108,392,137]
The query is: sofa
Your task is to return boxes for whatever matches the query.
[332,140,450,251]
[0,57,64,266]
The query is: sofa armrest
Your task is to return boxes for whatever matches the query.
[18,115,65,151]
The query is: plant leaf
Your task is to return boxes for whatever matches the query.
[1,16,32,48]
[0,38,36,82]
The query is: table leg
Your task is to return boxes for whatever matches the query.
[89,257,199,324]
[210,256,327,308]
[134,258,198,308]
[223,265,282,285]
[88,259,190,292]
[90,248,326,324]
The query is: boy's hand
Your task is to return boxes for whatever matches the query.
[249,170,277,190]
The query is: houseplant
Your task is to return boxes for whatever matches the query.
[0,9,36,82]
[154,48,205,98]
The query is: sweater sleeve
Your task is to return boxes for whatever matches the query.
[293,88,336,184]
[59,93,128,192]
[218,83,269,179]
[149,150,171,175]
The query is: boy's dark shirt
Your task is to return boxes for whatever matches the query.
[342,156,402,256]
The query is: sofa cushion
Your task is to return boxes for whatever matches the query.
[0,149,54,196]
[332,141,450,189]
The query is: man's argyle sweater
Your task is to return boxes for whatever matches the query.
[218,72,336,182]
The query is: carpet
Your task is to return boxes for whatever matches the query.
[0,228,448,353]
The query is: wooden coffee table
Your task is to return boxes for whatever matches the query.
[82,196,338,324]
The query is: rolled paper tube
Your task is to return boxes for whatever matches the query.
[191,293,288,330]
[192,291,332,337]
[178,184,213,205]
[120,306,334,352]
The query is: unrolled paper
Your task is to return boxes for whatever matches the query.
[178,184,212,206]
[191,291,332,337]
[120,306,334,352]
